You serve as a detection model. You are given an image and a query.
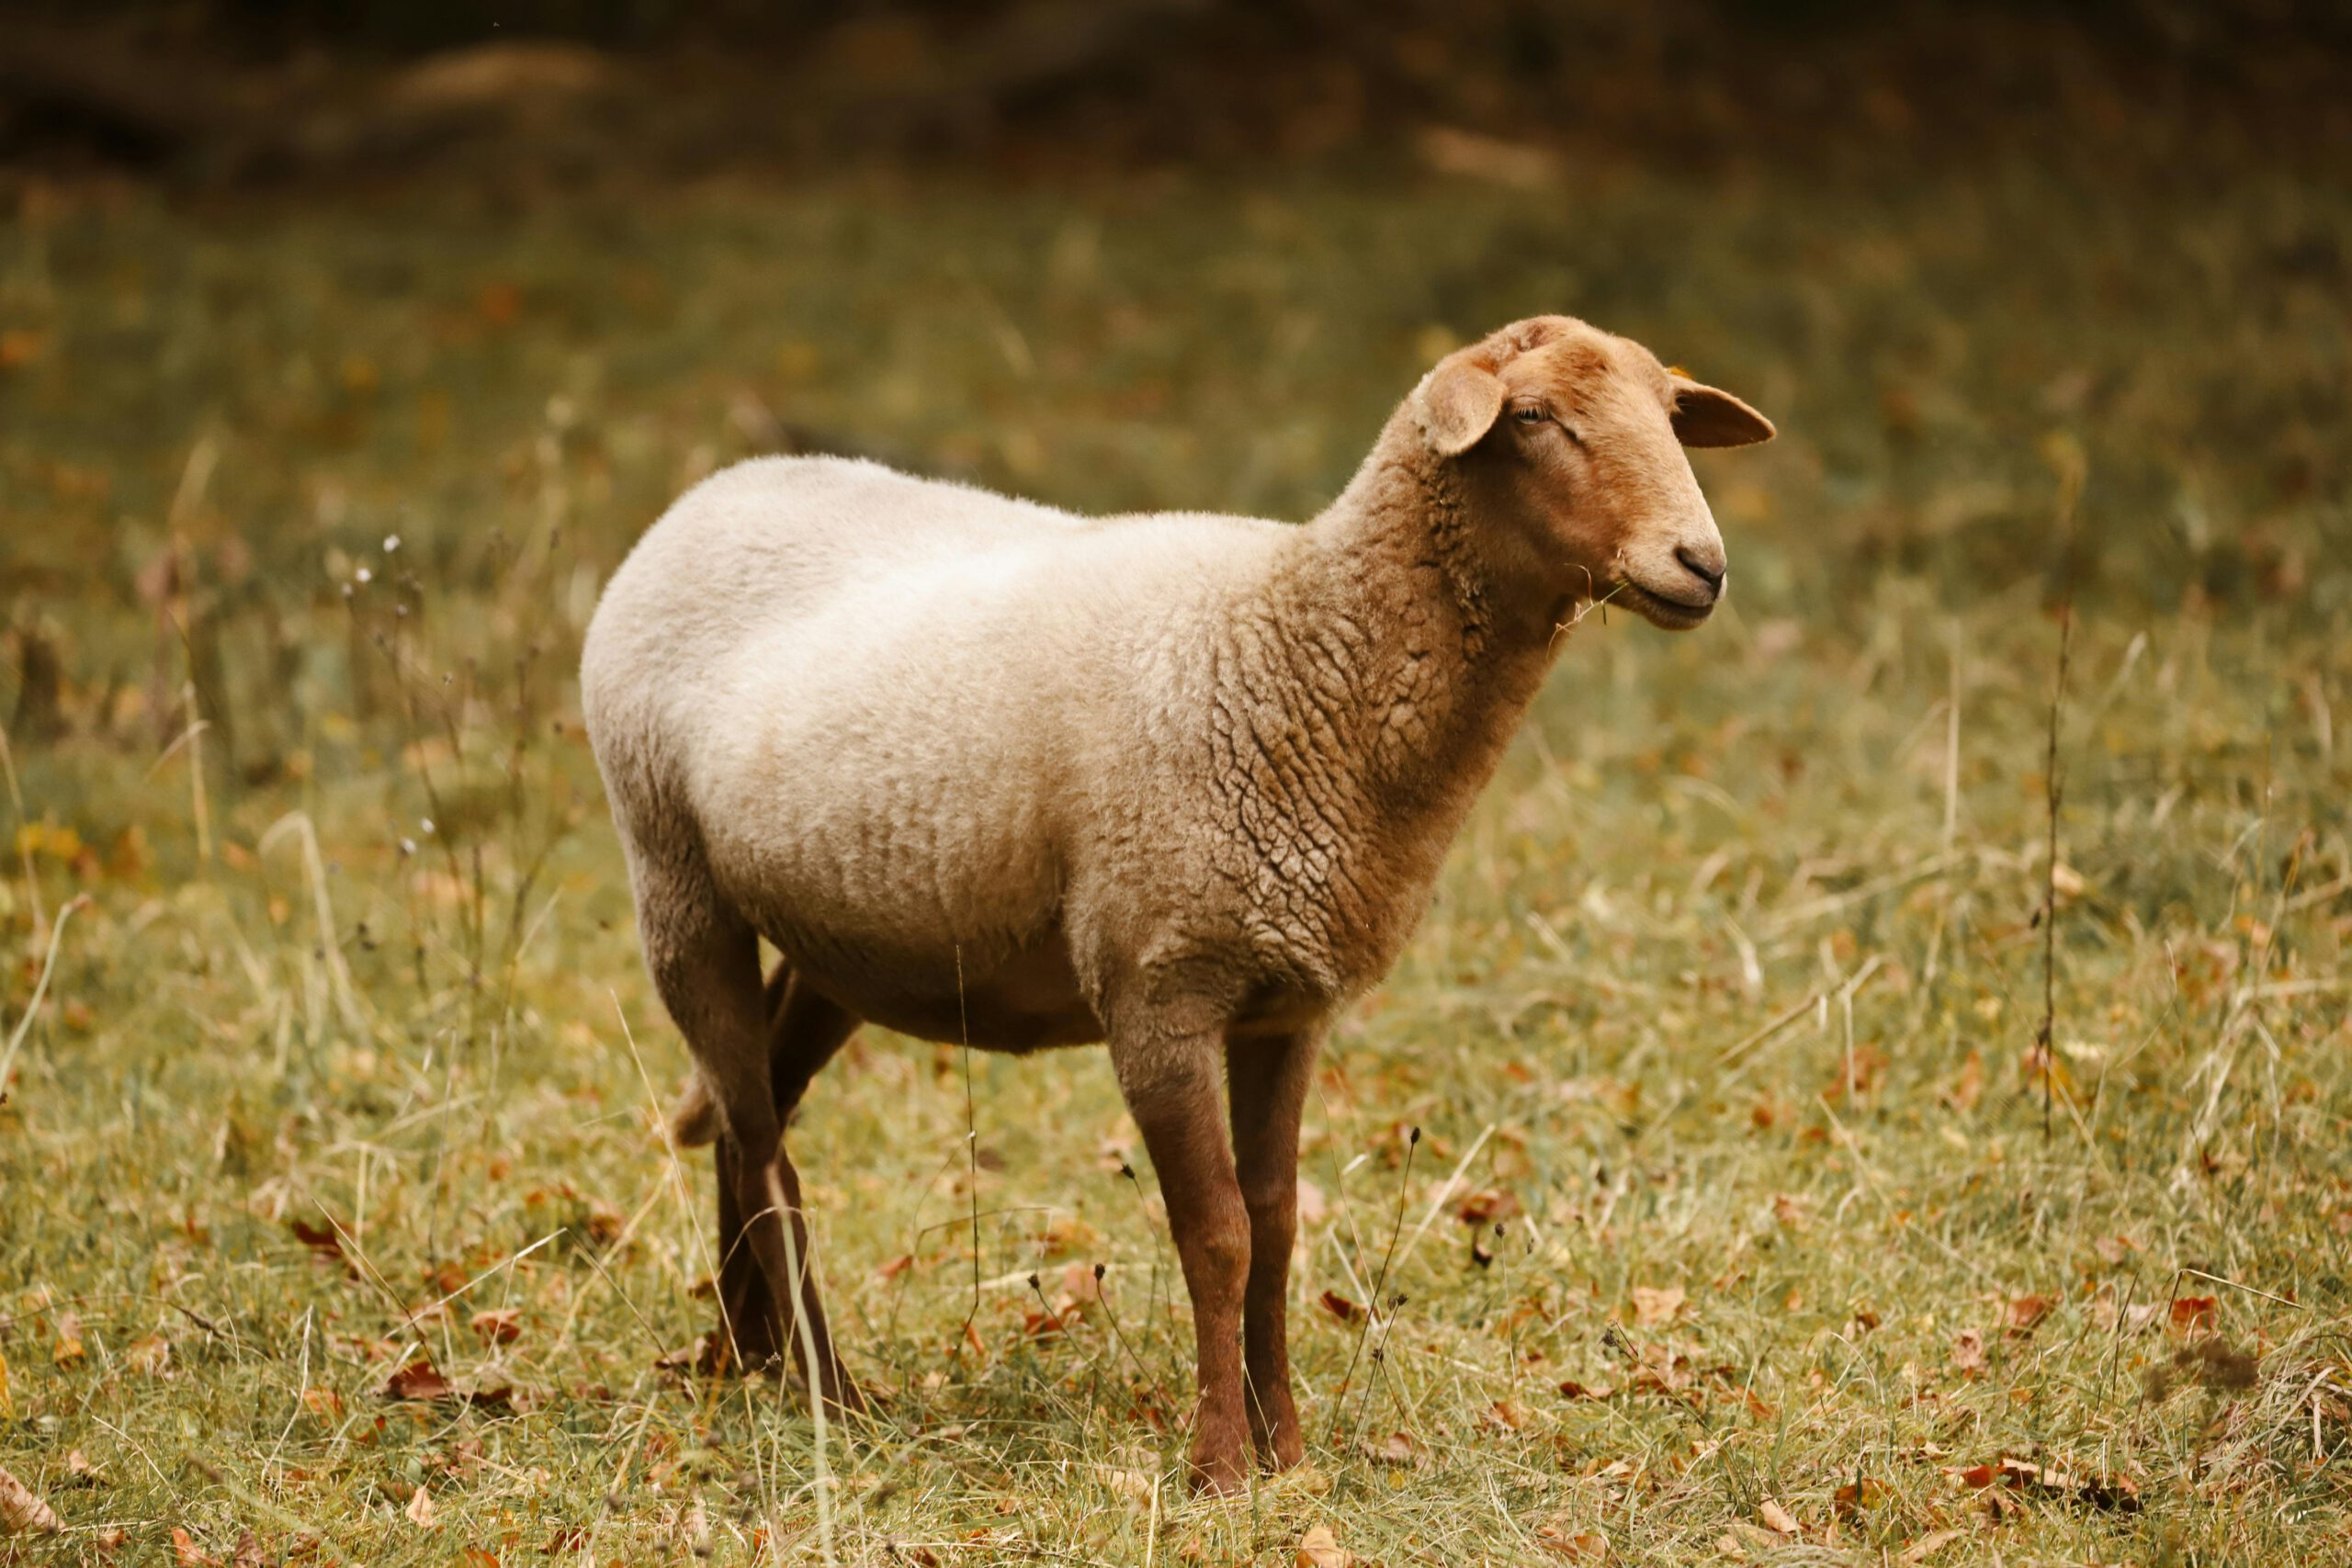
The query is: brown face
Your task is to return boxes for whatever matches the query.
[1415,316,1773,630]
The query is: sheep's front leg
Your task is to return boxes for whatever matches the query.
[1227,1031,1317,1471]
[1112,1020,1251,1495]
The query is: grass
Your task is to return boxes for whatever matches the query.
[1,146,2348,1565]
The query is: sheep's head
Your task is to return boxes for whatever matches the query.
[1412,315,1772,631]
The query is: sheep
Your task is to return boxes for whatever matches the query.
[579,313,1772,1492]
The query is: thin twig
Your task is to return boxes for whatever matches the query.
[2038,604,2073,1145]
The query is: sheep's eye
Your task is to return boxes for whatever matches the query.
[1512,406,1547,424]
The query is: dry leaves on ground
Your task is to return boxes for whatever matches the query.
[1296,1522,1350,1567]
[1950,1456,2141,1513]
[0,1463,61,1536]
[1630,1285,1686,1327]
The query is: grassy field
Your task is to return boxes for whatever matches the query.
[2,150,2348,1565]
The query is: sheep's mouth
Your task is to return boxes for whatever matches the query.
[1611,579,1716,630]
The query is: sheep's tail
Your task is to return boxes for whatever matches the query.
[669,1074,720,1147]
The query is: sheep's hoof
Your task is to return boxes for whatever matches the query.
[1254,1428,1306,1472]
[1187,1447,1250,1497]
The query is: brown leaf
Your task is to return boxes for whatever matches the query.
[300,1387,344,1420]
[2169,1295,2219,1332]
[406,1484,436,1529]
[172,1527,221,1566]
[1944,1049,1984,1111]
[1484,1399,1532,1431]
[469,1309,522,1346]
[1758,1497,1801,1536]
[1832,1478,1885,1517]
[385,1359,453,1403]
[1317,1290,1361,1324]
[1630,1285,1686,1327]
[126,1334,173,1377]
[1457,1189,1519,1225]
[874,1254,915,1282]
[1295,1523,1350,1568]
[1537,1524,1609,1559]
[232,1530,267,1568]
[289,1219,359,1278]
[1901,1529,1967,1563]
[1367,1431,1419,1467]
[0,1462,62,1537]
[1951,1328,1986,1375]
[2004,1294,2052,1336]
[1555,1378,1614,1400]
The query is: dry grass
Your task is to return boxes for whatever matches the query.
[1,151,2348,1565]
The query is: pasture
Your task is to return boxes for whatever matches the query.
[2,147,2347,1563]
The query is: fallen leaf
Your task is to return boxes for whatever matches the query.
[469,1309,522,1345]
[1537,1523,1608,1559]
[1631,1285,1686,1327]
[0,1348,12,1420]
[1555,1378,1614,1400]
[1296,1522,1350,1567]
[385,1359,453,1402]
[172,1527,220,1566]
[1458,1189,1519,1224]
[2169,1295,2219,1332]
[1367,1431,1419,1466]
[1317,1290,1361,1324]
[126,1335,173,1376]
[2004,1294,2052,1335]
[232,1530,267,1568]
[1485,1399,1532,1431]
[875,1254,915,1282]
[289,1219,360,1278]
[1758,1497,1801,1536]
[1947,1456,2140,1513]
[2093,1235,2135,1265]
[301,1387,344,1419]
[0,1463,62,1536]
[1832,1478,1885,1517]
[1951,1329,1986,1375]
[1901,1528,1967,1563]
[407,1484,436,1529]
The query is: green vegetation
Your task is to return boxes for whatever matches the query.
[2,152,2347,1563]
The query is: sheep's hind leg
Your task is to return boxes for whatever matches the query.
[1227,1030,1317,1472]
[1109,998,1252,1495]
[755,964,864,1408]
[640,883,861,1415]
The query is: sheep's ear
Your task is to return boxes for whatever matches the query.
[1417,358,1509,457]
[1669,375,1775,448]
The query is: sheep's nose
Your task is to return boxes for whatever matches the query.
[1675,545,1725,595]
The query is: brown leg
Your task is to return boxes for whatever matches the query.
[710,962,860,1385]
[1110,1001,1251,1495]
[638,871,860,1416]
[1227,1030,1316,1471]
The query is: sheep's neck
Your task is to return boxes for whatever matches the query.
[1307,449,1564,792]
[1222,449,1563,989]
